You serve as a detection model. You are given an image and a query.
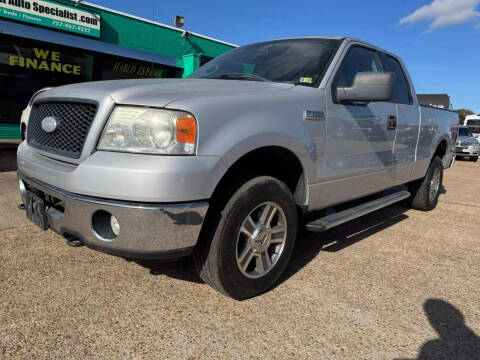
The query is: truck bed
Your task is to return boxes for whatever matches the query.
[419,104,459,168]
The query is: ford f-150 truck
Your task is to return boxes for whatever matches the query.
[17,37,458,299]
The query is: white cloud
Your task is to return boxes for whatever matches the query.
[400,0,480,30]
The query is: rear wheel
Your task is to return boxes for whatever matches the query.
[470,156,478,162]
[194,176,297,300]
[408,156,443,211]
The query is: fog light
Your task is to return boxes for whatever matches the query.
[92,210,119,241]
[110,215,120,236]
[18,179,27,197]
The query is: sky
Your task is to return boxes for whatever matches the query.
[92,0,480,114]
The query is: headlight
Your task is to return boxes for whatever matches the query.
[97,106,196,155]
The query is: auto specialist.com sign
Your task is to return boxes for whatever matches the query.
[0,0,101,38]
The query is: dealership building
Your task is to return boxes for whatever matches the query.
[0,0,235,142]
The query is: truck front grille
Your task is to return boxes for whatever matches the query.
[27,102,98,159]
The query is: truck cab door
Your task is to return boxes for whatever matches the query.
[317,45,397,208]
[379,53,420,181]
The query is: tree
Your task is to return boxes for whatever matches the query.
[454,109,474,125]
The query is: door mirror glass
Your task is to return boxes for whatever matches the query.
[336,72,395,103]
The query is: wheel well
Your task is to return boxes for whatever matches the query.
[433,139,448,161]
[213,147,306,205]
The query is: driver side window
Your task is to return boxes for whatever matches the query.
[335,46,382,88]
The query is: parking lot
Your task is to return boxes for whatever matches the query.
[1,148,479,359]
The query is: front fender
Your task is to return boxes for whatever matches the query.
[206,130,314,183]
[166,88,324,189]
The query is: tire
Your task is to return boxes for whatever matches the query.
[193,176,298,300]
[470,156,478,162]
[408,156,443,211]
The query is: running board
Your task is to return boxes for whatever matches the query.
[306,190,411,232]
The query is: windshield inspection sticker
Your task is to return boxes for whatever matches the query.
[299,77,313,84]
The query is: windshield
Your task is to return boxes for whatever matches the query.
[466,119,480,126]
[189,38,340,87]
[468,126,480,134]
[459,127,473,137]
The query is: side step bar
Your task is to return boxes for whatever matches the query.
[306,190,411,232]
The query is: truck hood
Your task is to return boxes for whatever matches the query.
[457,135,479,143]
[42,78,295,107]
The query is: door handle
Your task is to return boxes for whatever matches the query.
[387,115,397,130]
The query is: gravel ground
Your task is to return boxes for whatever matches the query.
[1,153,479,359]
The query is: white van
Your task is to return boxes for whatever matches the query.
[464,115,480,143]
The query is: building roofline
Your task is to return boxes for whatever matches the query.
[0,19,178,67]
[417,94,450,97]
[82,1,238,48]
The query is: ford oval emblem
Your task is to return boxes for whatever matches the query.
[41,117,58,133]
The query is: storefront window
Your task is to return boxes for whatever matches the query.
[99,55,177,80]
[0,35,92,124]
[0,34,179,125]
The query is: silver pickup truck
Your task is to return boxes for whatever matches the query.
[17,37,458,299]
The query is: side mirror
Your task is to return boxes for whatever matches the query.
[336,72,395,103]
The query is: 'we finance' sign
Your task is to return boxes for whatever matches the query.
[0,0,101,38]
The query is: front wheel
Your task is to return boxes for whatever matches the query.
[408,156,443,211]
[193,176,298,300]
[470,156,478,162]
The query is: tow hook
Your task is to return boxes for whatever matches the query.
[65,235,84,247]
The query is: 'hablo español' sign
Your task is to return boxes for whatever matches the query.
[0,0,101,38]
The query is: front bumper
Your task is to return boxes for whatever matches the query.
[17,141,226,203]
[455,150,479,157]
[455,145,480,157]
[18,173,208,259]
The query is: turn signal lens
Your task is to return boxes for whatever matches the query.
[176,117,196,144]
